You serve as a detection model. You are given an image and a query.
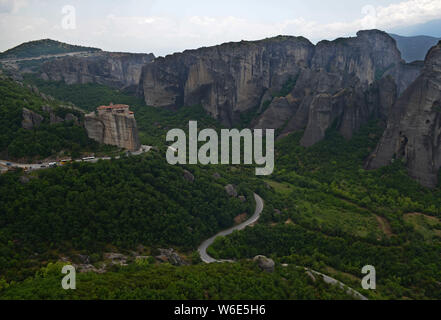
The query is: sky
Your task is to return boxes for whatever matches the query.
[0,0,441,56]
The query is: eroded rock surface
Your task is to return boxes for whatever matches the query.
[41,52,154,90]
[253,255,275,273]
[367,42,441,188]
[84,104,141,151]
[22,108,44,129]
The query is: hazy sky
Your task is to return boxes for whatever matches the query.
[1,0,441,56]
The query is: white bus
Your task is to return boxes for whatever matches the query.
[82,157,96,161]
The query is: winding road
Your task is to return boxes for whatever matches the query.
[0,146,152,173]
[197,192,368,300]
[198,193,264,263]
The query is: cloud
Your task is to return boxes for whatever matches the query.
[88,0,441,54]
[1,0,441,56]
[0,0,28,13]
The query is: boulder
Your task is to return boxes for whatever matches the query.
[225,184,238,197]
[253,255,275,273]
[156,248,187,266]
[183,170,195,183]
[212,172,221,179]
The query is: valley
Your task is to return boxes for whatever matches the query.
[1,28,441,302]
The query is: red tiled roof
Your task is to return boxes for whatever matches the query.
[97,104,130,110]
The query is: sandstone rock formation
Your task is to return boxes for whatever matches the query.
[140,36,314,125]
[40,52,155,90]
[267,30,412,146]
[140,30,422,146]
[366,41,441,188]
[22,108,43,129]
[84,104,141,151]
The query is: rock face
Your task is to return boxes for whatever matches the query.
[41,52,155,90]
[22,108,44,129]
[253,255,275,273]
[267,30,412,146]
[141,30,423,145]
[84,104,141,151]
[156,248,187,266]
[140,36,314,125]
[366,42,441,188]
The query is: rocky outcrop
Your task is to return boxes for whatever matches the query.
[300,76,397,147]
[156,248,187,266]
[140,36,314,125]
[141,30,423,146]
[366,42,441,188]
[22,108,43,129]
[253,95,298,130]
[49,112,64,124]
[253,255,275,273]
[183,170,195,183]
[40,52,155,90]
[64,113,79,125]
[84,105,141,151]
[225,184,238,197]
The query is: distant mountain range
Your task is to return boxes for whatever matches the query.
[389,34,441,62]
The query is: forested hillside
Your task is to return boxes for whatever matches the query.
[23,75,222,147]
[0,75,104,160]
[0,39,101,60]
[0,151,254,282]
[209,123,441,300]
[0,261,354,300]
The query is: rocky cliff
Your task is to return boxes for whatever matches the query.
[40,52,154,90]
[257,30,418,146]
[22,106,80,130]
[140,30,422,144]
[366,41,441,188]
[84,105,141,152]
[140,36,314,126]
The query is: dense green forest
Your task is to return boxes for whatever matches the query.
[0,261,354,300]
[0,151,253,282]
[0,76,105,160]
[208,122,441,300]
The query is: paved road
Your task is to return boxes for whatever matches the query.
[298,267,368,300]
[198,193,264,264]
[197,193,368,300]
[0,146,152,172]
